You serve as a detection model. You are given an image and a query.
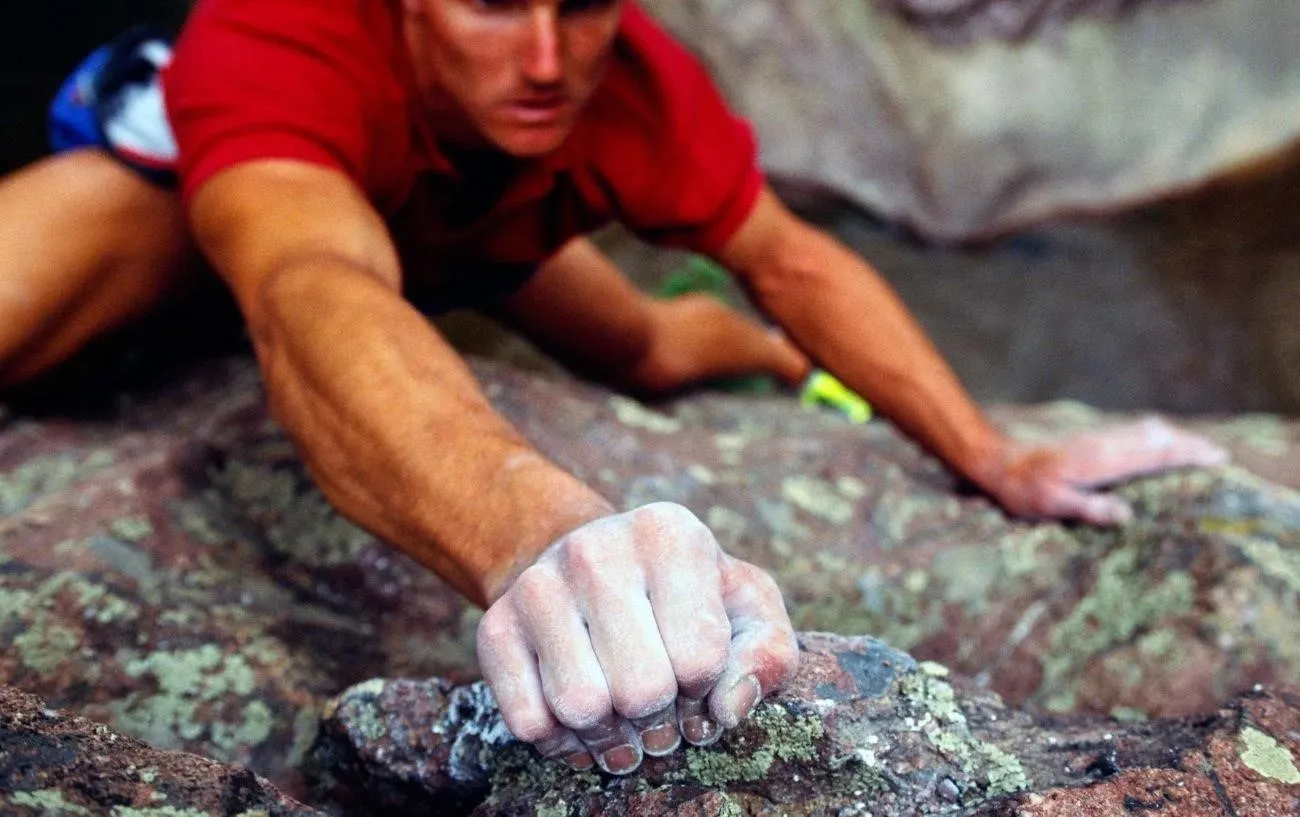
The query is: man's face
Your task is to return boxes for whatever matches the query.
[407,0,625,157]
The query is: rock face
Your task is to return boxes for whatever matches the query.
[638,0,1300,241]
[874,0,1194,44]
[308,633,1300,816]
[0,355,1298,800]
[0,684,322,816]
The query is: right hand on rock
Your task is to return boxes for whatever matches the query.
[476,502,798,775]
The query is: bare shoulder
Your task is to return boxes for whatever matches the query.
[189,159,401,302]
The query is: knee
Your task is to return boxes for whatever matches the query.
[27,150,186,238]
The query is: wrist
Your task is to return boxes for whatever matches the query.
[951,425,1016,494]
[475,455,615,606]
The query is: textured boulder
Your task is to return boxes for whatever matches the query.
[308,633,1300,816]
[639,0,1300,241]
[0,684,322,816]
[0,355,1298,798]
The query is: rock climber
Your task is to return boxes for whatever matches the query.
[0,0,1226,775]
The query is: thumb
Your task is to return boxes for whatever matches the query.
[708,555,799,729]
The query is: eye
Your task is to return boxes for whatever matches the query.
[470,0,529,12]
[559,0,619,16]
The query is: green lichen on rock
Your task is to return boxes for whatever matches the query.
[109,516,155,542]
[1038,543,1194,712]
[609,396,681,434]
[898,670,963,726]
[9,789,92,815]
[1212,415,1291,457]
[3,570,147,677]
[533,800,570,817]
[683,703,824,786]
[899,670,1031,799]
[789,565,945,651]
[214,460,372,567]
[109,807,212,817]
[14,615,81,677]
[1227,534,1300,593]
[336,689,389,744]
[210,700,274,751]
[781,475,855,525]
[1239,726,1300,784]
[486,744,602,804]
[0,450,114,515]
[109,644,273,757]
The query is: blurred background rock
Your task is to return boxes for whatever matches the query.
[2,0,1296,414]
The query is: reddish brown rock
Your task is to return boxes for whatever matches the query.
[307,633,1300,816]
[0,355,1297,799]
[0,684,322,816]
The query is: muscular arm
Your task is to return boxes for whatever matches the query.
[719,188,1001,482]
[190,160,611,606]
[190,161,797,774]
[718,187,1226,522]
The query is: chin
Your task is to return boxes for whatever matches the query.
[488,123,574,158]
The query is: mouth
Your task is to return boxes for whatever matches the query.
[504,94,571,125]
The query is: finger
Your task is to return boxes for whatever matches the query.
[575,717,643,775]
[1037,482,1133,526]
[630,706,682,756]
[477,599,574,754]
[636,506,730,748]
[535,732,595,772]
[709,555,799,730]
[676,695,721,747]
[569,543,677,723]
[510,567,615,733]
[639,507,730,700]
[1056,418,1229,487]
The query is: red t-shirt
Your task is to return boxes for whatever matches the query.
[163,0,763,283]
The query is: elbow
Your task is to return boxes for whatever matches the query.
[740,222,838,307]
[244,251,395,349]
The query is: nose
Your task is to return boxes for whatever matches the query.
[523,8,563,86]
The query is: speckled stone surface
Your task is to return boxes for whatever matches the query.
[0,356,1297,802]
[308,633,1300,816]
[0,684,322,816]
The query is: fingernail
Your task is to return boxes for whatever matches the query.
[729,674,762,722]
[565,752,594,771]
[682,715,720,746]
[598,744,641,775]
[640,723,681,756]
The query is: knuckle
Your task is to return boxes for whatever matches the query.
[629,503,721,566]
[734,560,784,603]
[752,567,784,599]
[502,709,559,745]
[549,685,614,731]
[675,650,728,692]
[561,530,609,581]
[475,605,516,648]
[771,630,800,673]
[633,502,706,537]
[510,565,561,611]
[610,675,677,720]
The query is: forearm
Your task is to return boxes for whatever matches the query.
[740,224,1003,484]
[246,258,613,606]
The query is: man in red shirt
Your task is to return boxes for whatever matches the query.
[0,0,1225,776]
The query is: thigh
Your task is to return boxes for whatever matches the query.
[0,149,195,385]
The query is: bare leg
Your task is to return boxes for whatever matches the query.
[0,149,194,386]
[498,238,811,394]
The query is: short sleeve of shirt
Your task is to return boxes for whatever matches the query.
[163,0,391,207]
[585,6,764,255]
